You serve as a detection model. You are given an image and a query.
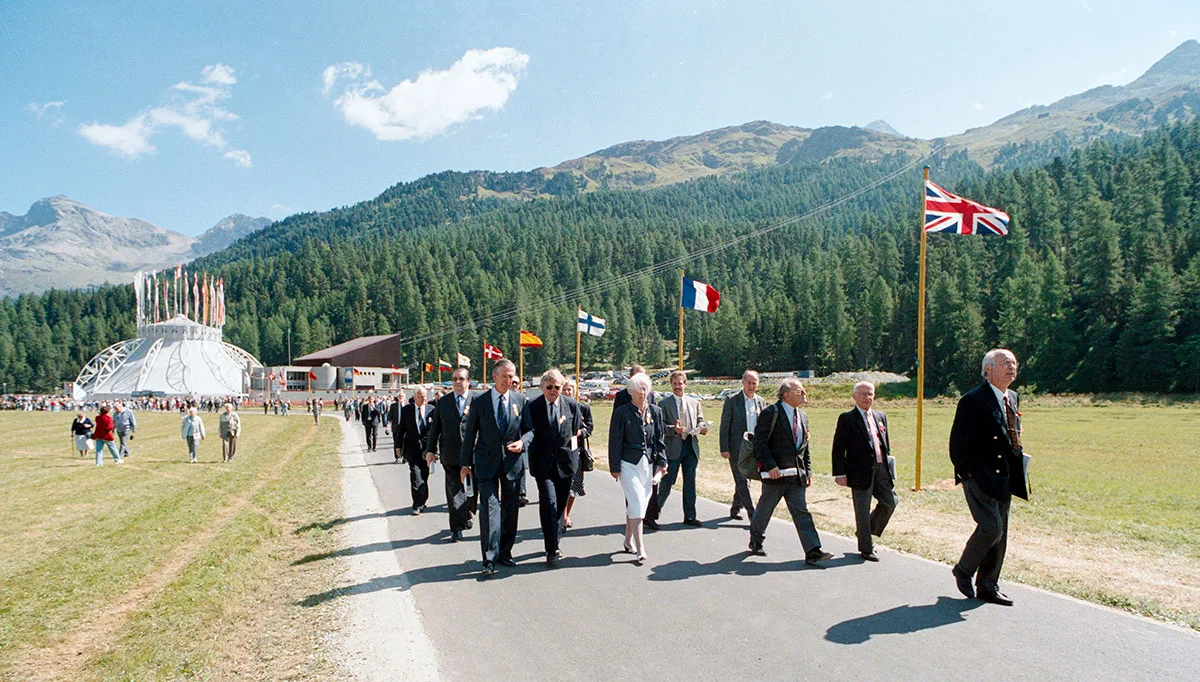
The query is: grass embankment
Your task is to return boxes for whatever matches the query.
[589,395,1200,630]
[0,411,344,680]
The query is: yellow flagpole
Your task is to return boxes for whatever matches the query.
[519,343,524,389]
[915,166,930,492]
[678,270,685,372]
[438,365,442,384]
[482,341,487,388]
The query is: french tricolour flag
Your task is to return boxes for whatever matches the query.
[681,277,720,313]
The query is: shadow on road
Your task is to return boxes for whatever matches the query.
[649,552,859,581]
[824,596,983,644]
[293,508,412,534]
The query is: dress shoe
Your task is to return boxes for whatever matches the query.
[481,562,497,576]
[518,495,528,508]
[805,549,834,565]
[644,518,660,531]
[466,518,474,530]
[748,543,767,557]
[683,518,703,527]
[978,590,1014,606]
[729,510,743,520]
[499,557,518,567]
[862,551,880,562]
[412,507,422,516]
[622,542,634,554]
[450,530,462,542]
[952,566,975,599]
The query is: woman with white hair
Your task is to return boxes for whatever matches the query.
[608,372,668,562]
[181,406,207,463]
[71,410,94,458]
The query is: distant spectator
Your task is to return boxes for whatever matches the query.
[219,402,241,462]
[71,410,93,458]
[112,400,137,459]
[93,405,122,466]
[181,407,206,463]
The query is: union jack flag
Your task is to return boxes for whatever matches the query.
[924,180,1010,235]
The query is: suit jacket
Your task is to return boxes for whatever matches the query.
[399,401,436,464]
[719,391,767,454]
[425,391,473,466]
[359,402,380,426]
[461,389,534,481]
[579,402,594,446]
[659,393,703,462]
[607,402,668,471]
[522,395,582,480]
[950,382,1027,501]
[387,400,402,431]
[831,408,892,489]
[752,402,811,478]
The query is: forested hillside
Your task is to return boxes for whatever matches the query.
[3,119,1200,394]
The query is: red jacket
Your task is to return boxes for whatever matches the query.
[92,413,115,441]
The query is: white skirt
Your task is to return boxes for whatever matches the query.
[620,458,654,519]
[74,434,90,451]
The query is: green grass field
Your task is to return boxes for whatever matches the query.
[0,410,344,680]
[587,398,1200,629]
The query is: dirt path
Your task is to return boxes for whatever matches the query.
[8,424,320,681]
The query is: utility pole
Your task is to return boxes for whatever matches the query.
[287,328,292,365]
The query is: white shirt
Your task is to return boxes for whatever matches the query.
[743,392,760,434]
[779,402,802,445]
[491,389,511,424]
[989,382,1010,413]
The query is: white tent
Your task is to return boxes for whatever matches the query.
[73,315,260,400]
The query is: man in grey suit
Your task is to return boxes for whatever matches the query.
[653,370,707,527]
[461,359,533,575]
[748,378,833,565]
[719,370,764,521]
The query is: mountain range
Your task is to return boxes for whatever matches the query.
[0,197,269,297]
[4,40,1197,296]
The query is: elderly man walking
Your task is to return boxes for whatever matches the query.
[112,400,138,460]
[219,402,241,462]
[831,381,897,561]
[719,370,764,521]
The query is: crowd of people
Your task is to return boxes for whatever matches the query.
[63,395,246,466]
[383,351,1027,606]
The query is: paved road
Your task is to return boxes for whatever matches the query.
[320,420,1198,681]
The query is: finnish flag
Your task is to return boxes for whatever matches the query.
[577,310,606,337]
[681,277,720,313]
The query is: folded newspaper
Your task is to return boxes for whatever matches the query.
[760,467,801,479]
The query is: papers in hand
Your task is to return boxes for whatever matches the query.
[685,420,711,437]
[761,468,801,479]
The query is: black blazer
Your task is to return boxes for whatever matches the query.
[461,389,533,481]
[425,391,473,466]
[831,408,892,489]
[522,395,582,480]
[359,402,381,425]
[752,402,811,478]
[399,401,435,464]
[607,402,667,472]
[579,402,594,446]
[950,382,1027,501]
[387,400,402,431]
[718,391,766,454]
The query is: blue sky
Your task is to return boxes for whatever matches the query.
[2,0,1197,236]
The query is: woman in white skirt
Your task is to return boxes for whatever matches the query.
[71,410,94,457]
[608,373,667,562]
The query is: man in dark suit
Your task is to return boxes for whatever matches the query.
[950,349,1028,606]
[359,396,380,452]
[655,371,707,527]
[461,359,533,575]
[719,370,764,521]
[426,368,476,541]
[387,394,404,461]
[400,386,436,514]
[521,369,583,566]
[831,381,898,562]
[748,378,833,565]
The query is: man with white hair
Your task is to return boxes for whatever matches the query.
[949,348,1029,606]
[719,370,764,521]
[400,386,436,514]
[112,400,137,460]
[521,369,583,566]
[831,381,897,561]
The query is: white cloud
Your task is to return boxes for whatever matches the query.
[27,100,66,119]
[223,149,253,168]
[821,91,834,101]
[79,115,156,157]
[974,101,984,110]
[324,47,530,141]
[77,64,249,166]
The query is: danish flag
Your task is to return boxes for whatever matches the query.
[484,342,504,360]
[924,180,1010,236]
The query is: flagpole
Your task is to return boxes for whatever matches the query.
[483,341,488,388]
[519,344,524,390]
[575,307,582,391]
[678,270,685,372]
[421,364,426,384]
[915,166,930,493]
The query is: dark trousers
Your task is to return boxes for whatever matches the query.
[656,449,699,521]
[728,451,755,516]
[478,476,521,564]
[536,475,571,557]
[749,477,821,554]
[851,461,898,553]
[117,431,132,458]
[408,458,430,510]
[363,424,377,451]
[956,478,1010,593]
[444,463,473,533]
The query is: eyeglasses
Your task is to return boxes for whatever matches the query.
[545,385,562,390]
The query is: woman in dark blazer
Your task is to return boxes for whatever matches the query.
[561,380,593,530]
[608,373,667,562]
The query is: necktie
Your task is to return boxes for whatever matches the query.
[792,407,801,447]
[497,394,508,434]
[456,395,464,417]
[417,406,425,435]
[867,411,883,464]
[1004,395,1021,450]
